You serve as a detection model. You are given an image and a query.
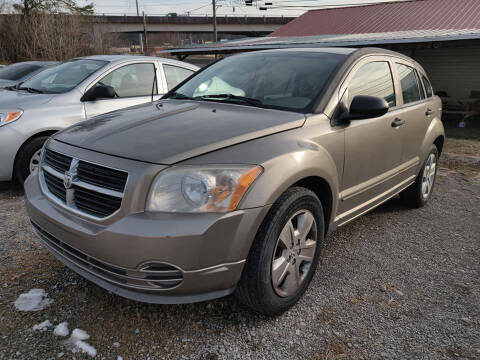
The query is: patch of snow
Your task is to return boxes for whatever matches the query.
[14,289,53,311]
[117,356,123,360]
[53,322,69,337]
[64,328,96,357]
[75,340,97,357]
[70,328,89,340]
[32,320,52,331]
[113,342,120,347]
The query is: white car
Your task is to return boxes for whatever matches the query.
[0,55,198,183]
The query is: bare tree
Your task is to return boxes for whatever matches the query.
[0,0,114,62]
[0,16,112,62]
[0,0,8,13]
[13,0,93,16]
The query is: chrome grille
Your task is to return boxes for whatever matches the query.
[44,148,71,173]
[43,171,66,202]
[41,148,128,219]
[73,186,122,218]
[31,221,183,290]
[77,161,128,192]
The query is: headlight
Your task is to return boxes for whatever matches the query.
[146,165,262,213]
[0,109,23,127]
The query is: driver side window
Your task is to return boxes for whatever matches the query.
[348,61,396,108]
[96,63,157,98]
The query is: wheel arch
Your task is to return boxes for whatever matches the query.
[419,116,445,168]
[13,130,58,173]
[433,134,445,155]
[292,176,333,235]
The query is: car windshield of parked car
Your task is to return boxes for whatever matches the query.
[168,52,345,112]
[0,63,41,81]
[19,59,107,94]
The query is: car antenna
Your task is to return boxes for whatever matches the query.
[151,64,157,103]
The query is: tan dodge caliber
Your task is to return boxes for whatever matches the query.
[25,48,444,315]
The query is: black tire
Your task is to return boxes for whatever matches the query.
[235,187,325,316]
[14,136,49,185]
[400,144,439,208]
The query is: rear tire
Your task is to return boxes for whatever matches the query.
[400,144,439,208]
[235,187,324,316]
[14,136,49,185]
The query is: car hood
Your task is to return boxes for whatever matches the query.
[0,89,55,108]
[55,100,306,164]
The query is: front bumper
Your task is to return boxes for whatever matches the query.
[25,172,270,304]
[0,125,23,181]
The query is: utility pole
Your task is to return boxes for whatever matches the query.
[212,0,217,43]
[143,11,149,55]
[135,0,144,53]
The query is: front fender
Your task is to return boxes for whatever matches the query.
[240,143,339,213]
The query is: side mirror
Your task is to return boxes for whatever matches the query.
[350,95,389,118]
[83,85,116,101]
[340,95,389,122]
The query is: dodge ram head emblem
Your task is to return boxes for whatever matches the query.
[64,171,74,189]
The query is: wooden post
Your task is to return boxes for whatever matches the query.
[212,0,217,43]
[143,11,149,55]
[136,0,143,53]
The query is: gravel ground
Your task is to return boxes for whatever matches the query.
[0,155,479,360]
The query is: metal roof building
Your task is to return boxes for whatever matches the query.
[270,0,480,37]
[163,0,480,101]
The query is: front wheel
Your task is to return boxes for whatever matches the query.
[14,136,49,185]
[400,144,439,208]
[235,187,324,316]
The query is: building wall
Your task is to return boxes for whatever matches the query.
[414,45,480,99]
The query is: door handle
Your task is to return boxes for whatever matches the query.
[391,118,405,128]
[426,109,434,116]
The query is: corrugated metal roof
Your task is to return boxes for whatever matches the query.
[270,0,480,37]
[161,28,480,55]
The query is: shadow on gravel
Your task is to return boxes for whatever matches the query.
[0,181,23,197]
[368,196,411,214]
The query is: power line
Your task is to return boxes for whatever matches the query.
[93,0,396,16]
[185,2,212,13]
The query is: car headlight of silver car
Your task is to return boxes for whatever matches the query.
[0,109,23,127]
[146,165,263,213]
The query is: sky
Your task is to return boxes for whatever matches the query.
[80,0,407,16]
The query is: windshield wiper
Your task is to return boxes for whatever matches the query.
[18,87,44,94]
[4,85,18,91]
[163,92,194,100]
[194,94,265,107]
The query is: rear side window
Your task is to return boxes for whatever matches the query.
[422,75,433,97]
[396,63,424,104]
[163,65,194,90]
[348,61,396,107]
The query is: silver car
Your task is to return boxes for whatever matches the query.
[0,55,198,183]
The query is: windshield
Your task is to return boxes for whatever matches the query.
[20,59,107,94]
[168,51,345,112]
[0,63,41,81]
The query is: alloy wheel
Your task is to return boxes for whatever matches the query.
[421,152,437,199]
[271,210,317,297]
[29,149,42,174]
